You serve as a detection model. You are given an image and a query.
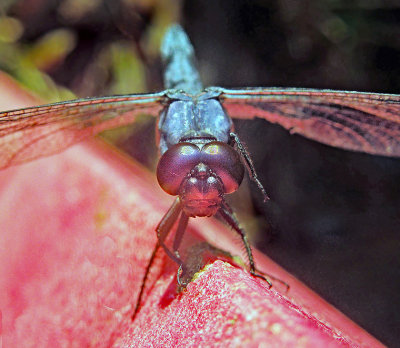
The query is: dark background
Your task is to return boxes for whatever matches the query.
[2,0,400,345]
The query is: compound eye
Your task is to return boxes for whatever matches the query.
[157,143,201,195]
[202,142,244,193]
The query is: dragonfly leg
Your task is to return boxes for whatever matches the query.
[132,242,160,320]
[217,200,272,288]
[172,212,188,258]
[229,132,270,202]
[132,197,182,320]
[156,198,185,267]
[172,212,189,286]
[156,199,192,287]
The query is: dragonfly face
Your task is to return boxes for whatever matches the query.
[173,161,225,218]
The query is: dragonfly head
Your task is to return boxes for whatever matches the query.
[157,141,245,217]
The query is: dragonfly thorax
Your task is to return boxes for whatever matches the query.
[158,93,233,155]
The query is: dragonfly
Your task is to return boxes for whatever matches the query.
[1,24,399,319]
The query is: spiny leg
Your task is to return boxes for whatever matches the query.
[172,212,189,286]
[132,197,182,320]
[172,212,188,257]
[217,200,272,288]
[229,132,269,202]
[156,198,185,267]
[132,242,160,320]
[229,134,289,291]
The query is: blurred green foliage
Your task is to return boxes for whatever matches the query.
[0,0,180,101]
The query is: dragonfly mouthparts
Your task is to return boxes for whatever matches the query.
[177,163,223,217]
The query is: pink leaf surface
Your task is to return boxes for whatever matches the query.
[0,72,384,347]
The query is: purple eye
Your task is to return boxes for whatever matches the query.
[157,143,201,195]
[202,142,244,193]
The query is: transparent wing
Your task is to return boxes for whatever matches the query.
[0,92,167,169]
[218,87,400,157]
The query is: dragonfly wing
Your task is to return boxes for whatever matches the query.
[218,87,400,157]
[0,92,167,169]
